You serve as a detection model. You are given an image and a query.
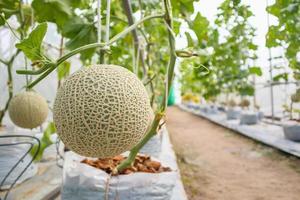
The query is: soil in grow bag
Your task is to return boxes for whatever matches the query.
[81,155,171,175]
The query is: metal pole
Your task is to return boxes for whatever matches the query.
[253,75,257,108]
[266,0,275,120]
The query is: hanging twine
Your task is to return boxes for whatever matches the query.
[104,0,111,64]
[97,0,111,63]
[105,0,111,44]
[97,0,102,44]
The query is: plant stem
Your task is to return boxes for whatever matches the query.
[26,65,57,88]
[115,113,163,172]
[0,1,27,125]
[57,36,64,89]
[115,0,176,173]
[0,14,20,40]
[0,58,8,65]
[0,49,21,126]
[17,63,50,75]
[0,62,13,126]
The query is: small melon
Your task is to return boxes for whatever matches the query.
[8,91,49,129]
[53,64,153,158]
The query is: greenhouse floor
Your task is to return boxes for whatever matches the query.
[166,106,300,200]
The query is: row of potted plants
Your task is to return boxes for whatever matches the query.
[181,95,300,142]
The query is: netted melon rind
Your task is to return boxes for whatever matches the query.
[8,91,49,129]
[53,64,153,158]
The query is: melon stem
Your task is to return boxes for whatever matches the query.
[0,49,21,126]
[115,113,163,173]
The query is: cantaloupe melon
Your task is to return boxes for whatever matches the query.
[8,91,49,129]
[53,64,153,158]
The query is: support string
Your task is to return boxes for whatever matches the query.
[97,0,102,63]
[104,0,111,64]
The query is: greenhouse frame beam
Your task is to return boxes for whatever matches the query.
[266,0,275,120]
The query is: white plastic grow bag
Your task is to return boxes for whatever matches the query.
[226,107,241,120]
[240,112,258,125]
[206,105,219,114]
[62,127,187,200]
[283,121,300,142]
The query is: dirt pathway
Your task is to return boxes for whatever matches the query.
[166,106,300,200]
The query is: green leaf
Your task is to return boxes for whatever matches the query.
[266,25,283,48]
[32,0,72,29]
[0,0,18,11]
[0,15,4,25]
[273,73,288,82]
[266,0,299,78]
[190,12,209,46]
[62,17,97,61]
[185,32,195,47]
[248,66,262,76]
[57,61,70,80]
[171,0,196,16]
[248,42,257,50]
[238,84,254,96]
[30,122,56,161]
[0,0,19,25]
[66,0,91,9]
[173,20,181,35]
[16,22,47,61]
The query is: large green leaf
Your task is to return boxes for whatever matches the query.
[190,12,209,46]
[171,0,196,16]
[15,22,47,61]
[32,0,72,29]
[0,0,19,25]
[62,17,97,61]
